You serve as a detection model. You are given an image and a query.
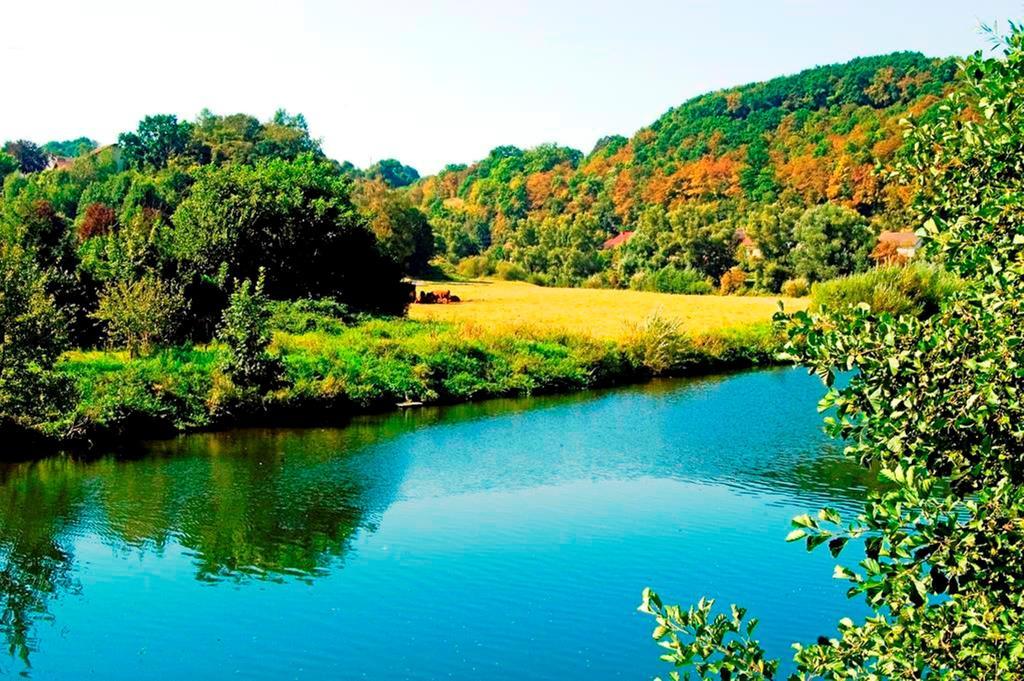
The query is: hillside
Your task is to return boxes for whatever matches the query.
[411,52,957,290]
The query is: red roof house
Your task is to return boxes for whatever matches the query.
[872,231,921,263]
[602,231,635,249]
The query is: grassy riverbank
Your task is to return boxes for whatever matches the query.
[35,311,782,449]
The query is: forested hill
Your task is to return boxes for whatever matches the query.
[411,52,958,289]
[0,52,960,301]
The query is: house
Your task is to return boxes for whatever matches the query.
[735,228,762,259]
[872,230,920,264]
[44,144,124,173]
[602,231,634,249]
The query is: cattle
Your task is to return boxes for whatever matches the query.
[416,289,461,304]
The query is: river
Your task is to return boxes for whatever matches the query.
[0,367,871,679]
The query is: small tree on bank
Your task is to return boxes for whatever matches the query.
[0,242,70,427]
[218,274,280,392]
[92,276,186,357]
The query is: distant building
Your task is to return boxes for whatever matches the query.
[44,144,124,173]
[46,156,75,171]
[873,230,920,264]
[735,228,762,259]
[602,231,635,249]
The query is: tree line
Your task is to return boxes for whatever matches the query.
[411,52,956,291]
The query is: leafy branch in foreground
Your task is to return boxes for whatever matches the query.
[642,23,1024,680]
[638,589,777,681]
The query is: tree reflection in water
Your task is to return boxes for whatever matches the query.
[0,420,418,670]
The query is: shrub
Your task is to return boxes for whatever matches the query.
[92,276,187,357]
[581,271,620,289]
[622,313,689,375]
[268,297,351,335]
[780,277,810,297]
[718,267,748,295]
[630,266,713,294]
[218,275,281,391]
[456,255,492,279]
[494,261,528,281]
[809,263,961,317]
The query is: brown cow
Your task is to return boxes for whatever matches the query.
[415,289,461,304]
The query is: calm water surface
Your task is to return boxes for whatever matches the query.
[0,367,872,679]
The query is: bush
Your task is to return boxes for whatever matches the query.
[581,271,619,289]
[809,263,961,317]
[630,266,713,294]
[780,277,810,297]
[622,313,689,375]
[456,255,492,279]
[718,267,748,295]
[494,261,528,281]
[92,276,187,357]
[218,275,282,392]
[268,298,351,335]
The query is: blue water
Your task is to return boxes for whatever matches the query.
[0,367,871,679]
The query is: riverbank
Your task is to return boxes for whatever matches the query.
[7,315,784,454]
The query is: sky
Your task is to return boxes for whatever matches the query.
[3,0,1022,174]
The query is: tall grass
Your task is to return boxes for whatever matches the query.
[45,312,781,446]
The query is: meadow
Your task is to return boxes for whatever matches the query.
[409,280,805,339]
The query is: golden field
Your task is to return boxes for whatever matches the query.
[409,280,807,340]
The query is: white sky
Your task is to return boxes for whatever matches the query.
[2,0,1020,173]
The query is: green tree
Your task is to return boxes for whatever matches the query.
[0,243,69,428]
[92,276,186,357]
[218,274,281,391]
[353,180,434,275]
[366,159,420,188]
[171,156,410,313]
[41,138,97,158]
[790,203,873,282]
[118,115,193,170]
[0,152,18,179]
[641,23,1024,680]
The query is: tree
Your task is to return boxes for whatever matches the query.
[0,242,69,428]
[790,203,873,282]
[2,140,48,173]
[118,115,193,170]
[76,203,117,241]
[366,159,420,188]
[41,138,97,158]
[0,151,18,179]
[218,274,280,391]
[641,23,1024,679]
[170,156,410,313]
[92,276,186,357]
[354,179,435,274]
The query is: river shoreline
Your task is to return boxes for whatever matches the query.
[4,319,786,458]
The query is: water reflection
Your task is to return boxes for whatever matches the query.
[0,459,86,667]
[0,368,870,676]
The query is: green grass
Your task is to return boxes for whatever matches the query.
[44,313,782,446]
